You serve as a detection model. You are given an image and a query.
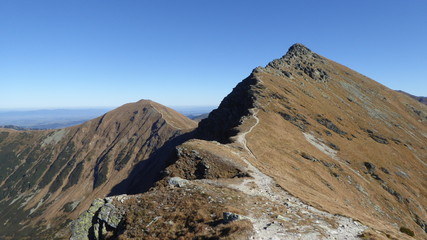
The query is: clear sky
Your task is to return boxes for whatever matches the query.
[1,0,426,109]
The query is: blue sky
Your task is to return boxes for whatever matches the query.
[1,0,426,109]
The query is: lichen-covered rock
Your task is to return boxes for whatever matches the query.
[88,198,105,214]
[98,203,123,228]
[70,197,124,240]
[70,198,104,240]
[70,211,93,240]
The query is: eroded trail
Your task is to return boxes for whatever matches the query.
[228,109,367,240]
[236,109,260,158]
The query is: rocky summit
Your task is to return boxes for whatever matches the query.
[1,44,426,239]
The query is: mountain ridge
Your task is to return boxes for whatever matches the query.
[0,44,426,239]
[0,99,196,239]
[105,43,426,239]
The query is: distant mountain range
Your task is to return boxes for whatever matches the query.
[397,90,427,105]
[0,108,112,129]
[0,106,215,130]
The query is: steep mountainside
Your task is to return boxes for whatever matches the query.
[0,100,196,239]
[72,44,426,240]
[197,44,427,238]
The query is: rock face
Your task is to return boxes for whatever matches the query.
[0,100,196,239]
[71,196,126,240]
[71,199,106,240]
[197,76,262,143]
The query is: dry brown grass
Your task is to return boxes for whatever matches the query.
[165,139,248,180]
[103,46,426,239]
[116,182,253,240]
[239,50,427,238]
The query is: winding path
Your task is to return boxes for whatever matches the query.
[228,108,367,240]
[236,109,260,158]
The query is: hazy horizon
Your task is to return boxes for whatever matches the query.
[0,105,216,112]
[0,104,216,129]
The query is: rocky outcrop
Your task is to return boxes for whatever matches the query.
[196,75,263,143]
[167,176,188,187]
[164,140,248,180]
[71,199,106,240]
[71,195,128,240]
[266,43,330,82]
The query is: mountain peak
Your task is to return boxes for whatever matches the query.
[282,43,323,61]
[0,99,197,239]
[262,43,328,83]
[287,43,312,55]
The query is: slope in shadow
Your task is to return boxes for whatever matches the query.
[196,74,261,143]
[108,131,196,196]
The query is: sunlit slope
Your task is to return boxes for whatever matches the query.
[0,99,196,239]
[198,44,427,237]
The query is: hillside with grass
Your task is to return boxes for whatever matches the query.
[0,100,196,239]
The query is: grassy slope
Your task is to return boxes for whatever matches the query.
[242,45,427,237]
[0,100,196,239]
[110,45,426,239]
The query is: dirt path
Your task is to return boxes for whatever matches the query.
[228,108,367,240]
[236,108,260,158]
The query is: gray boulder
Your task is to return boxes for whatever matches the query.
[70,197,124,240]
[168,177,189,187]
